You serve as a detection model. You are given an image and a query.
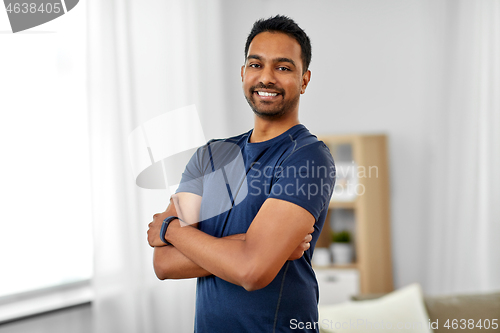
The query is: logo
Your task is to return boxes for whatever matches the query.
[128,105,207,194]
[128,105,248,224]
[3,0,79,33]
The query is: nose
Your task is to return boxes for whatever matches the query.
[259,65,276,86]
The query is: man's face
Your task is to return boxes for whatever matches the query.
[241,32,310,119]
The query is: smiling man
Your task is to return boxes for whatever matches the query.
[147,15,335,333]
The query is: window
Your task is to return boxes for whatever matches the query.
[0,1,92,316]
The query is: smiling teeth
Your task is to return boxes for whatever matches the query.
[257,91,278,97]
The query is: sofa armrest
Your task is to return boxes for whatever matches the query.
[351,291,500,332]
[424,292,500,332]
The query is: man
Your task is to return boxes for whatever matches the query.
[147,15,335,332]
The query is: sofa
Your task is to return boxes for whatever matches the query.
[318,284,500,332]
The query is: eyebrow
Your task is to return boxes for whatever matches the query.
[247,55,296,68]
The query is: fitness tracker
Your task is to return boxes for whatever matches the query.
[160,216,178,245]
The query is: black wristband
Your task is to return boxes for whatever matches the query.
[160,216,178,245]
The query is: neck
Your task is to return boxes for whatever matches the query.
[249,111,300,143]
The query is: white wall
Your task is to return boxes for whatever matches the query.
[220,0,439,290]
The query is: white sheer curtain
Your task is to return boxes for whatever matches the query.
[425,0,500,294]
[87,0,226,332]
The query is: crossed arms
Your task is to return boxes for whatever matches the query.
[147,192,315,291]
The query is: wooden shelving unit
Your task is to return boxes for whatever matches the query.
[316,134,394,296]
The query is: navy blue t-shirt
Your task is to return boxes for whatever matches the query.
[176,124,335,333]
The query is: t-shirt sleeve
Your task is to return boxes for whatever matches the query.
[268,142,336,221]
[175,145,206,196]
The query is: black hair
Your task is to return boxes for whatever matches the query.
[244,15,312,74]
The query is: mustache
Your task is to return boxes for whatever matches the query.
[250,84,285,95]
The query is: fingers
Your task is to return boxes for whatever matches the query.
[299,234,312,252]
[296,237,311,252]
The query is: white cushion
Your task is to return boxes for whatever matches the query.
[318,283,433,332]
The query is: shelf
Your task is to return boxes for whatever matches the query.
[313,263,358,270]
[329,200,356,209]
[317,134,393,295]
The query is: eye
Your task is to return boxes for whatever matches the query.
[249,63,261,68]
[277,66,290,71]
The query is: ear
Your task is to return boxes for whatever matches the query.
[241,65,245,82]
[300,70,311,94]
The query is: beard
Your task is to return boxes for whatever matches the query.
[245,84,300,120]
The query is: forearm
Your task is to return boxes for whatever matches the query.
[158,192,264,286]
[153,245,211,280]
[166,222,286,291]
[153,232,246,280]
[149,197,312,287]
[165,199,314,291]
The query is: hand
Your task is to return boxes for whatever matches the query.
[147,198,177,247]
[288,226,314,261]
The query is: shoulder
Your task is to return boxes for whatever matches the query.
[189,130,251,168]
[207,130,251,146]
[283,126,334,167]
[193,129,251,153]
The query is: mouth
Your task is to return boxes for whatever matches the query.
[253,90,282,101]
